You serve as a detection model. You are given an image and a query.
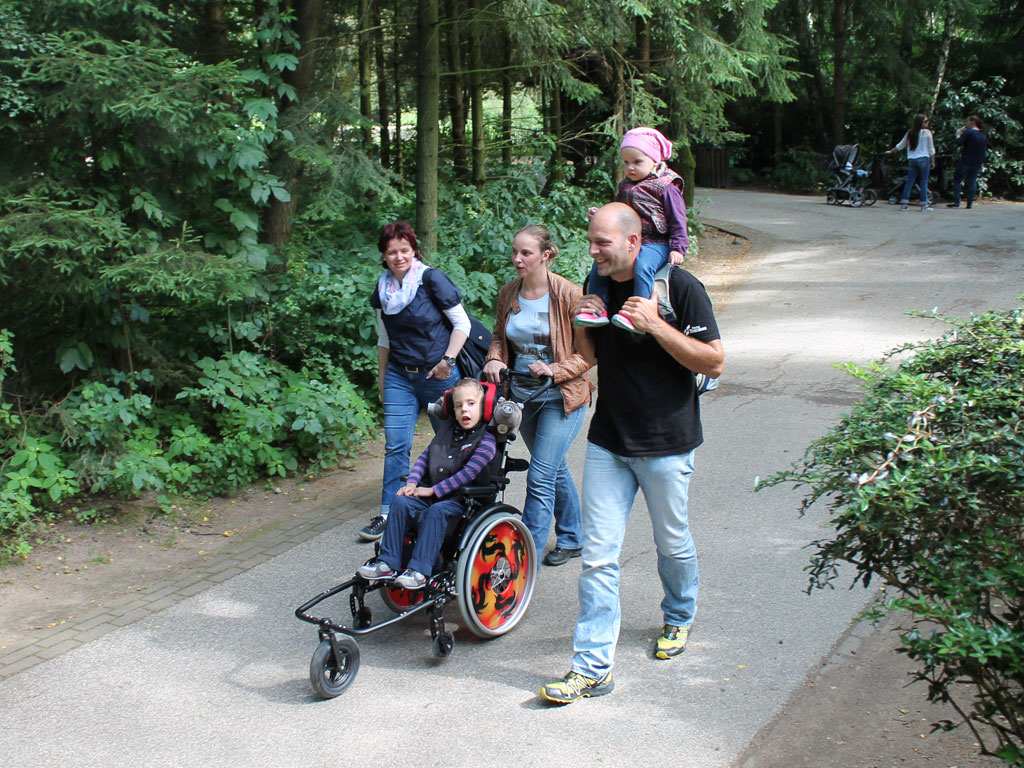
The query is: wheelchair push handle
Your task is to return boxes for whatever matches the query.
[500,368,554,405]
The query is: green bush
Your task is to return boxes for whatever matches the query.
[0,350,375,557]
[760,302,1024,764]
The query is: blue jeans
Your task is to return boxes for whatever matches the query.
[381,363,460,517]
[379,494,465,575]
[900,156,931,206]
[587,243,670,303]
[571,442,698,678]
[517,398,586,555]
[952,161,981,206]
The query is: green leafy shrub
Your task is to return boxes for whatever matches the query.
[935,76,1024,201]
[760,303,1024,764]
[0,351,375,555]
[1,329,80,557]
[175,352,375,491]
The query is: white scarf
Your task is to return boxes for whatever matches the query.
[377,259,428,315]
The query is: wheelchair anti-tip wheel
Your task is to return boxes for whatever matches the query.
[455,507,537,638]
[309,636,360,699]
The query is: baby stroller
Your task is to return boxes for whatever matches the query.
[826,144,878,207]
[294,370,547,698]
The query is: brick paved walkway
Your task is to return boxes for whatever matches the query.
[0,482,378,680]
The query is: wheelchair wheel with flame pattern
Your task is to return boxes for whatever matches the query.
[455,507,536,638]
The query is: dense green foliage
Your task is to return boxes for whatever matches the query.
[761,304,1024,764]
[733,0,1024,198]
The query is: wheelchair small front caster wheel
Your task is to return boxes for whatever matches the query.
[310,637,360,699]
[432,630,454,659]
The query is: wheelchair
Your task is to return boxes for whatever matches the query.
[295,370,549,698]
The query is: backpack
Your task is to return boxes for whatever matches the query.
[652,263,719,395]
[421,268,493,378]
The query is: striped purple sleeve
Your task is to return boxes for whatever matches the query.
[407,448,430,487]
[432,432,497,498]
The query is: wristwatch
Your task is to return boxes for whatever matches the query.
[441,355,457,368]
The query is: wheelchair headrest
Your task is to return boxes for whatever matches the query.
[427,380,498,422]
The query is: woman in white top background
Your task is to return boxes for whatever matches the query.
[887,113,936,211]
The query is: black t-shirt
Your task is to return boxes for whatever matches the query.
[587,268,720,457]
[370,268,462,368]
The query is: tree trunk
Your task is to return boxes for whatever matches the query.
[897,1,916,112]
[358,0,373,149]
[501,31,512,169]
[546,84,564,186]
[792,0,829,151]
[831,0,848,146]
[445,0,468,180]
[469,0,485,189]
[202,0,230,63]
[774,101,783,173]
[610,45,626,180]
[393,0,403,180]
[373,2,390,168]
[415,0,440,252]
[930,6,956,115]
[262,0,323,251]
[635,15,651,78]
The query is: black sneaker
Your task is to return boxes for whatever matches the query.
[359,515,386,541]
[543,547,582,566]
[539,670,614,704]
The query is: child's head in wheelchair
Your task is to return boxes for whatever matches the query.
[450,378,485,431]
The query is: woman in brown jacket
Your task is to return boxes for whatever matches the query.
[483,224,594,567]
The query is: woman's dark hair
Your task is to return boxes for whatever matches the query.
[378,220,424,268]
[516,224,560,262]
[967,114,986,133]
[908,113,928,152]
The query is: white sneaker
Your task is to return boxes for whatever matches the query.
[356,559,394,580]
[394,568,427,590]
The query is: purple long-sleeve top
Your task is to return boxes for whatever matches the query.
[663,183,689,255]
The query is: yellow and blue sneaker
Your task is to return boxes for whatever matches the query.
[655,624,690,659]
[539,670,614,704]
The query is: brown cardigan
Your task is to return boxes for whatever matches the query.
[485,271,594,415]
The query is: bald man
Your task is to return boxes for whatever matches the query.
[540,203,725,704]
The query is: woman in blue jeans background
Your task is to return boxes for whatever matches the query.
[361,221,470,542]
[483,224,594,566]
[887,113,936,211]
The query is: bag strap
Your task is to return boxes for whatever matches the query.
[653,262,676,324]
[653,263,718,395]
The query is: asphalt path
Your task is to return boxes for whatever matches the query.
[2,190,1022,767]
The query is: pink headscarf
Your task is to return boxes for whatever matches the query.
[620,127,674,163]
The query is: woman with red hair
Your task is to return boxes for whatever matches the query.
[359,221,471,542]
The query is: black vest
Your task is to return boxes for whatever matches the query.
[426,418,493,489]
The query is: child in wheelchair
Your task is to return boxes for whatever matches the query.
[357,378,496,589]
